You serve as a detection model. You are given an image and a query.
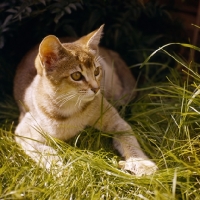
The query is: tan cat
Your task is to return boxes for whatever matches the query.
[14,25,157,176]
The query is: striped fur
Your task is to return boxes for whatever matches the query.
[14,25,157,176]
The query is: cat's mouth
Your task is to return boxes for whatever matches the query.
[95,89,100,96]
[81,90,100,100]
[77,89,100,103]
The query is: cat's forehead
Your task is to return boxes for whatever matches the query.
[63,43,96,68]
[76,51,93,67]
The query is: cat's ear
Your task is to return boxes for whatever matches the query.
[81,24,104,55]
[39,35,63,70]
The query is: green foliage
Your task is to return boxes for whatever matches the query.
[0,0,82,46]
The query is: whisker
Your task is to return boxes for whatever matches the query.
[95,56,100,63]
[55,92,76,100]
[57,94,76,103]
[95,55,105,64]
[75,95,82,107]
[57,94,76,104]
[52,88,59,95]
[79,91,87,94]
[59,94,77,107]
[60,94,76,102]
[78,94,85,108]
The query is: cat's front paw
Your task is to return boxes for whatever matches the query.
[119,157,157,176]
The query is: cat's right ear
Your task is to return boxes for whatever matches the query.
[39,35,63,71]
[86,24,104,55]
[78,24,104,56]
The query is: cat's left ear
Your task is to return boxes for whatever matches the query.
[39,35,64,71]
[83,24,104,55]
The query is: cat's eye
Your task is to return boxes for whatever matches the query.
[94,67,100,76]
[71,72,82,81]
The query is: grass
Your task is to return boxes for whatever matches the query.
[1,44,200,199]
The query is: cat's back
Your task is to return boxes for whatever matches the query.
[14,45,38,104]
[99,47,136,104]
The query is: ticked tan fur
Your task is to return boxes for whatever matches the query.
[14,25,157,176]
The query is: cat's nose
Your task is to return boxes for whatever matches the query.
[91,87,100,94]
[89,80,99,94]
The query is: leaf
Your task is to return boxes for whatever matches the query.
[2,27,10,33]
[6,8,18,14]
[25,6,32,14]
[38,0,46,5]
[0,36,4,49]
[2,15,13,27]
[54,11,64,23]
[65,6,72,14]
[62,25,77,36]
[0,2,9,9]
[68,3,77,11]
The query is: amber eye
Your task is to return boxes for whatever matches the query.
[94,67,100,76]
[71,72,82,81]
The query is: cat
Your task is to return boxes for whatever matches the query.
[14,24,157,176]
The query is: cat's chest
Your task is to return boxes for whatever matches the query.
[32,89,101,141]
[39,111,93,141]
[35,103,98,140]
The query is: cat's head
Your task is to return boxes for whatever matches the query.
[36,25,104,107]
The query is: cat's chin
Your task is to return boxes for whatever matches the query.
[81,90,100,102]
[82,94,96,102]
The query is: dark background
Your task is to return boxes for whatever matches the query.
[0,0,197,99]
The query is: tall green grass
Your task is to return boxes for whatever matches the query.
[1,43,200,199]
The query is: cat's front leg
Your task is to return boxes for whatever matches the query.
[93,97,157,176]
[16,136,63,171]
[15,114,63,172]
[113,134,157,176]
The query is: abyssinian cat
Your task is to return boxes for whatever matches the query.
[14,25,157,176]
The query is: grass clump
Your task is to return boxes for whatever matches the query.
[1,44,200,199]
